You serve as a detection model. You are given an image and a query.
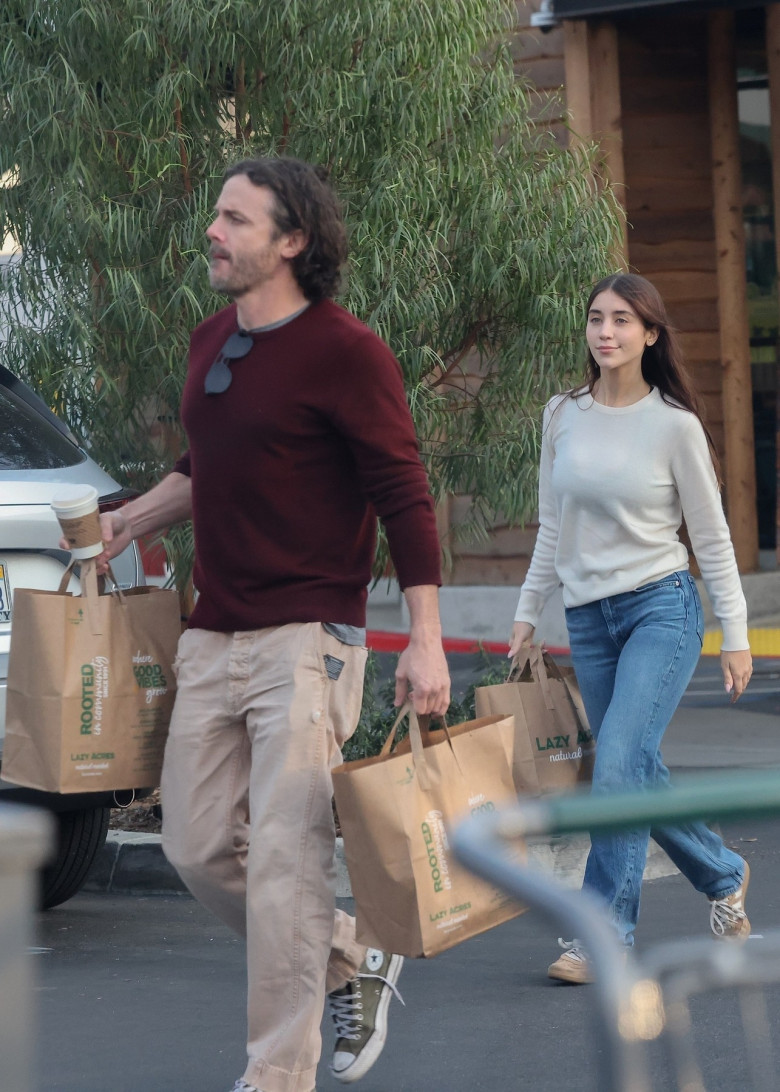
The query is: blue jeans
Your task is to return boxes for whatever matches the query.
[565,571,745,946]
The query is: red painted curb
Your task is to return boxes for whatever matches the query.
[366,630,570,656]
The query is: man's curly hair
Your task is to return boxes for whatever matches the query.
[223,157,347,302]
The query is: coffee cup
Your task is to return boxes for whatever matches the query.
[51,485,103,559]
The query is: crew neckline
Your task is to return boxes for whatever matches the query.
[585,386,657,414]
[239,302,311,335]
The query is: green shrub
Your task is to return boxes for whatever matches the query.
[342,647,509,761]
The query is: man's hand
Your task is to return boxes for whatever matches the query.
[58,471,193,575]
[394,634,450,716]
[57,510,132,575]
[721,648,752,703]
[97,510,133,573]
[395,585,450,716]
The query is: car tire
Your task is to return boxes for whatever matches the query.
[40,806,110,910]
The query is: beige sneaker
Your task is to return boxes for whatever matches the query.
[709,861,751,942]
[547,939,593,984]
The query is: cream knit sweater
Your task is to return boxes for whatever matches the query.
[514,388,749,650]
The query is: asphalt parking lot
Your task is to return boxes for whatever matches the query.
[32,817,780,1092]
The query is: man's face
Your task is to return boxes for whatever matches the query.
[206,176,297,297]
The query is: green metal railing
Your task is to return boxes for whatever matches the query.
[452,769,780,1092]
[492,769,780,841]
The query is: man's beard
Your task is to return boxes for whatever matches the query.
[210,274,247,298]
[209,261,252,297]
[208,242,279,296]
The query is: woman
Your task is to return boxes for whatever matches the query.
[508,273,753,984]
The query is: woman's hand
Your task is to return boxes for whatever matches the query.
[721,648,752,703]
[508,621,535,659]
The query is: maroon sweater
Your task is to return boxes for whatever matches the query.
[173,300,441,631]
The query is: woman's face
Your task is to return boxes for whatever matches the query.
[585,289,657,376]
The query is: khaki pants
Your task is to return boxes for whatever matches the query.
[161,623,369,1092]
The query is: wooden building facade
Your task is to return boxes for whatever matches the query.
[445,0,778,584]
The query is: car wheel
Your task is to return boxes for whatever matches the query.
[40,806,110,909]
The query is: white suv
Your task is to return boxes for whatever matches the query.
[0,364,152,907]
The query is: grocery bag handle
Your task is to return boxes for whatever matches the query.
[506,649,529,682]
[379,703,458,791]
[56,559,126,636]
[379,703,445,757]
[57,558,78,595]
[103,564,126,603]
[508,644,548,682]
[510,646,585,736]
[508,646,556,712]
[58,558,102,635]
[511,644,571,687]
[57,560,125,601]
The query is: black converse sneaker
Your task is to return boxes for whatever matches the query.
[328,948,404,1083]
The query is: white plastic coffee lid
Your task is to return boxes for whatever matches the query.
[50,484,99,512]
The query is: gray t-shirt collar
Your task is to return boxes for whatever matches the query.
[239,302,311,336]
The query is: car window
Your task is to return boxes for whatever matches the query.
[0,383,84,469]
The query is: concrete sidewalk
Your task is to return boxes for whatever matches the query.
[88,823,678,900]
[88,822,678,899]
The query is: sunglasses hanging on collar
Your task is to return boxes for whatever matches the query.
[204,331,254,394]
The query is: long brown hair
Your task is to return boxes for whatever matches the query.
[571,273,721,482]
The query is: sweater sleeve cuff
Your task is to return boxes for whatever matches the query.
[514,592,545,629]
[395,561,442,592]
[720,621,750,652]
[172,451,192,477]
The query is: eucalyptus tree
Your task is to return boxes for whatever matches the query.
[0,0,620,573]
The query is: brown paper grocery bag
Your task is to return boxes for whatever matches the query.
[3,561,180,793]
[475,646,594,795]
[332,705,526,958]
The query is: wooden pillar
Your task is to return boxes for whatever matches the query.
[563,20,593,145]
[708,9,759,571]
[766,2,780,562]
[563,18,628,263]
[590,24,626,200]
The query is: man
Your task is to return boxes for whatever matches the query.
[95,157,450,1092]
